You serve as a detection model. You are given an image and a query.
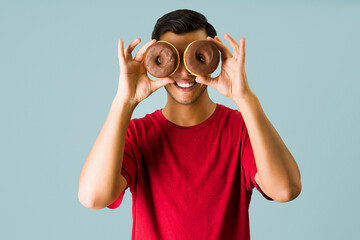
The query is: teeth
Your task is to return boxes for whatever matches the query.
[176,82,195,88]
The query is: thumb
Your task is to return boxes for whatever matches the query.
[195,75,217,88]
[150,77,175,93]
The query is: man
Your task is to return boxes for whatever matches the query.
[78,9,301,240]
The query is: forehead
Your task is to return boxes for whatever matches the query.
[159,29,208,53]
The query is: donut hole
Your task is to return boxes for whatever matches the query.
[196,53,206,64]
[156,56,162,65]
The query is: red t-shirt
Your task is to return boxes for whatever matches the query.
[107,104,272,239]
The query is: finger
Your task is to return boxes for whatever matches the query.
[134,39,156,62]
[207,36,232,60]
[118,39,126,65]
[224,33,240,56]
[214,36,224,43]
[150,77,175,93]
[239,37,246,65]
[125,38,141,60]
[195,75,218,89]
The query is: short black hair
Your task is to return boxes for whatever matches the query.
[152,9,217,40]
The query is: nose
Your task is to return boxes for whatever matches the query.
[174,57,192,77]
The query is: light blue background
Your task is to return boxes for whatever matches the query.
[1,0,359,239]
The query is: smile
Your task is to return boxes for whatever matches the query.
[175,81,196,88]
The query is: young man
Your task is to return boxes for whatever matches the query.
[78,9,301,240]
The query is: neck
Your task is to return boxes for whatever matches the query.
[162,90,217,127]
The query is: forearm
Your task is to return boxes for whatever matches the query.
[234,93,301,202]
[78,97,136,208]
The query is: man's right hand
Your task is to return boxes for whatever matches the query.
[114,38,175,106]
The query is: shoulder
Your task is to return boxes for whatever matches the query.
[128,109,162,133]
[217,104,245,125]
[130,108,160,123]
[214,104,248,141]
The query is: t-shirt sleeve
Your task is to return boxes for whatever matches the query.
[241,122,273,201]
[107,120,139,209]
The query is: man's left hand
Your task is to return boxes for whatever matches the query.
[195,33,254,102]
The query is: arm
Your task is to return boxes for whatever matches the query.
[195,34,301,202]
[235,93,301,202]
[78,38,174,209]
[78,100,135,209]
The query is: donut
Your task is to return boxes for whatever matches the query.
[144,41,180,78]
[183,40,220,76]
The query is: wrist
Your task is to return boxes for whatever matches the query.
[232,91,258,110]
[112,95,138,112]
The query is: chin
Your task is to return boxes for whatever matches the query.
[176,99,197,105]
[165,85,207,106]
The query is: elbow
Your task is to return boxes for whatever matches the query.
[78,191,105,210]
[275,181,302,203]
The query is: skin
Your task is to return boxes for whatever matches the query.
[79,29,301,209]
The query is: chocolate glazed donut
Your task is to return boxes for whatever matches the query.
[144,41,180,78]
[183,40,220,76]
